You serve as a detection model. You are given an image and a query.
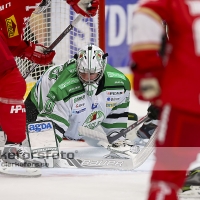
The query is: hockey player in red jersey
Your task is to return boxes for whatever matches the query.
[0,0,99,172]
[130,0,200,199]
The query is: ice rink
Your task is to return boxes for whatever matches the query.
[0,93,199,200]
[0,93,152,200]
[0,169,151,200]
[0,140,154,200]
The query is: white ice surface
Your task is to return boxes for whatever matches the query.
[0,140,153,200]
[0,92,200,200]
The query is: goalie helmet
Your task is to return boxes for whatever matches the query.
[33,0,51,14]
[75,44,108,96]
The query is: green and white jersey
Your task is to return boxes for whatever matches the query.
[30,60,131,142]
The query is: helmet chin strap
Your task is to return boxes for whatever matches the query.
[83,83,98,97]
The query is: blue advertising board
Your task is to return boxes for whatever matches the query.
[105,0,138,68]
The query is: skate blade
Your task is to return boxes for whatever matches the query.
[0,167,41,177]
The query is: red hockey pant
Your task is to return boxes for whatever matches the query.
[147,104,200,200]
[0,35,26,143]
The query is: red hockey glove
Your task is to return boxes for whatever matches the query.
[20,42,55,65]
[130,50,164,102]
[131,64,163,102]
[66,0,99,17]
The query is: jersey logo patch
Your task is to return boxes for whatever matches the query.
[107,72,126,80]
[106,102,116,108]
[107,91,124,95]
[5,15,19,38]
[107,97,120,101]
[76,103,85,108]
[74,95,85,103]
[58,78,79,90]
[83,111,105,129]
[91,103,98,109]
[72,108,86,114]
[28,122,53,133]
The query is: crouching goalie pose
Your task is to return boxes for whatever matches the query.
[25,44,139,159]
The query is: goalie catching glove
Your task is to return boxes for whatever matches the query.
[66,0,99,17]
[11,41,55,65]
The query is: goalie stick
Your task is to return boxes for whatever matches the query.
[23,14,83,79]
[131,131,156,169]
[57,157,134,171]
[78,129,156,170]
[78,115,157,170]
[78,115,150,144]
[108,115,150,143]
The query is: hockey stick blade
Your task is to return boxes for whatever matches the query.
[78,115,150,144]
[131,131,156,169]
[23,14,83,79]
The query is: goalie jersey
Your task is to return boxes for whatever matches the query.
[29,59,131,141]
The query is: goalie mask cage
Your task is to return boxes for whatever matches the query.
[16,0,105,99]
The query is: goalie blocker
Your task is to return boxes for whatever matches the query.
[26,120,59,167]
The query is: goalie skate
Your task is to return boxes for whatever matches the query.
[1,143,43,168]
[179,186,200,199]
[179,167,200,199]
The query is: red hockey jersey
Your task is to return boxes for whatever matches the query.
[131,0,200,114]
[0,0,41,48]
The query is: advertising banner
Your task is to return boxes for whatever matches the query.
[105,0,138,68]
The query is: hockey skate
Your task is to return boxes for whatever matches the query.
[1,143,43,168]
[0,159,41,177]
[179,186,200,199]
[179,167,200,199]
